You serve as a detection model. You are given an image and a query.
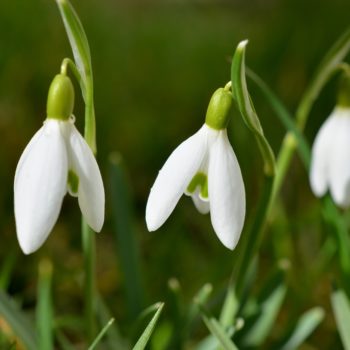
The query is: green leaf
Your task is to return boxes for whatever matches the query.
[331,289,350,349]
[56,0,96,152]
[88,318,115,350]
[96,295,128,349]
[0,290,38,350]
[322,195,350,281]
[36,259,54,350]
[55,331,76,350]
[296,27,350,131]
[280,307,324,350]
[200,311,238,350]
[0,249,17,290]
[109,153,144,319]
[55,0,91,89]
[242,281,286,347]
[132,302,164,350]
[231,40,276,176]
[246,68,311,169]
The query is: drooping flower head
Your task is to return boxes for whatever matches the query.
[14,74,105,254]
[310,73,350,207]
[146,86,246,250]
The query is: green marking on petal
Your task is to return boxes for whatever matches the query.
[187,172,208,199]
[68,169,79,195]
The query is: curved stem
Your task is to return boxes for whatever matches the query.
[60,58,81,83]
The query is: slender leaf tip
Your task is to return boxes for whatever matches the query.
[237,39,249,51]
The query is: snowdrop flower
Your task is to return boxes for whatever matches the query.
[146,87,245,249]
[310,106,350,207]
[14,74,104,254]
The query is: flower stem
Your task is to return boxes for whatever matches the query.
[235,175,274,295]
[220,174,274,327]
[60,58,81,83]
[82,219,96,342]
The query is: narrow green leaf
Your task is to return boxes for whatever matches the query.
[246,68,311,169]
[188,284,213,326]
[280,307,324,350]
[296,27,350,131]
[331,289,350,349]
[109,153,144,319]
[200,312,238,350]
[231,40,276,176]
[0,291,38,350]
[322,195,350,281]
[56,0,96,152]
[55,331,76,350]
[36,259,54,350]
[133,302,164,350]
[96,295,128,349]
[242,284,286,346]
[194,327,235,350]
[88,318,115,350]
[0,249,17,290]
[56,0,91,88]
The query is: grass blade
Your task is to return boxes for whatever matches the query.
[56,0,96,152]
[331,289,350,349]
[109,153,144,319]
[36,259,54,350]
[280,307,324,350]
[88,318,115,350]
[0,290,38,350]
[133,302,164,350]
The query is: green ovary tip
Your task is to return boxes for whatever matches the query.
[187,172,208,199]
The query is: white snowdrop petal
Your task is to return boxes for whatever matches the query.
[190,191,210,214]
[14,120,68,254]
[310,113,339,197]
[329,112,350,207]
[68,125,105,232]
[208,130,245,250]
[146,125,209,231]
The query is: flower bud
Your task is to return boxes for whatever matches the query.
[337,72,350,108]
[205,88,233,130]
[47,74,75,120]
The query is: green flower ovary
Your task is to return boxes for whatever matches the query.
[186,172,208,199]
[68,170,79,195]
[205,87,233,130]
[46,74,75,120]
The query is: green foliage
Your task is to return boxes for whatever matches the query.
[1,0,350,349]
[331,289,350,349]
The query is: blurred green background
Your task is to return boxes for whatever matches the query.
[1,0,350,348]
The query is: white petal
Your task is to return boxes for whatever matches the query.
[14,120,68,254]
[67,124,105,232]
[191,191,210,214]
[208,130,245,250]
[328,111,350,207]
[310,112,338,197]
[146,125,210,231]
